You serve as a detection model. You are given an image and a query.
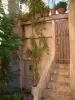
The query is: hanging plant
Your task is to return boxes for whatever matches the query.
[42,5,50,17]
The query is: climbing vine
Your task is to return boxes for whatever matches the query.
[20,0,49,85]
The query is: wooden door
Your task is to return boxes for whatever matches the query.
[55,20,70,64]
[24,60,34,91]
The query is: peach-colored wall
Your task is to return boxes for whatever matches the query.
[15,20,55,89]
[22,21,53,79]
[69,0,75,99]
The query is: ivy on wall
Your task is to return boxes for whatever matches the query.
[22,0,49,85]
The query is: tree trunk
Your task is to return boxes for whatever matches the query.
[69,0,75,99]
[8,0,19,14]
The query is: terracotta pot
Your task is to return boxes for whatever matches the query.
[24,16,31,22]
[57,8,66,14]
[42,11,49,17]
[35,13,41,18]
[51,8,56,15]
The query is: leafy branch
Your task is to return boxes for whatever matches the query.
[0,1,23,95]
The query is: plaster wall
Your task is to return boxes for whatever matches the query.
[22,21,53,78]
[69,0,75,99]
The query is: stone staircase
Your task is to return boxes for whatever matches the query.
[42,64,73,100]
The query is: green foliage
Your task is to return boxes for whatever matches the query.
[0,1,23,95]
[30,24,49,84]
[11,93,22,100]
[43,5,50,13]
[0,95,11,100]
[21,12,31,21]
[34,1,45,13]
[30,36,45,83]
[25,0,46,17]
[0,93,23,100]
[0,15,22,59]
[20,0,49,84]
[56,1,67,9]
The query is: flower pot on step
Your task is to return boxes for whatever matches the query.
[57,8,66,14]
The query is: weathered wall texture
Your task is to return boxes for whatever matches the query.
[69,0,75,99]
[15,21,53,89]
[22,21,53,79]
[13,24,24,89]
[14,21,53,89]
[15,14,68,89]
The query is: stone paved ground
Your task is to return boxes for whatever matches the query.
[42,64,73,100]
[20,92,33,100]
[23,96,33,100]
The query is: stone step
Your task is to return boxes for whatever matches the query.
[42,97,52,100]
[43,89,71,98]
[53,67,69,76]
[56,64,69,69]
[42,95,72,100]
[50,74,69,83]
[42,64,71,100]
[47,81,70,91]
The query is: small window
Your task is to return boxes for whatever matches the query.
[29,65,33,71]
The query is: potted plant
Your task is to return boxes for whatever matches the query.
[35,10,42,18]
[24,0,46,18]
[42,5,50,17]
[56,1,67,14]
[50,5,56,15]
[34,0,46,18]
[21,12,31,22]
